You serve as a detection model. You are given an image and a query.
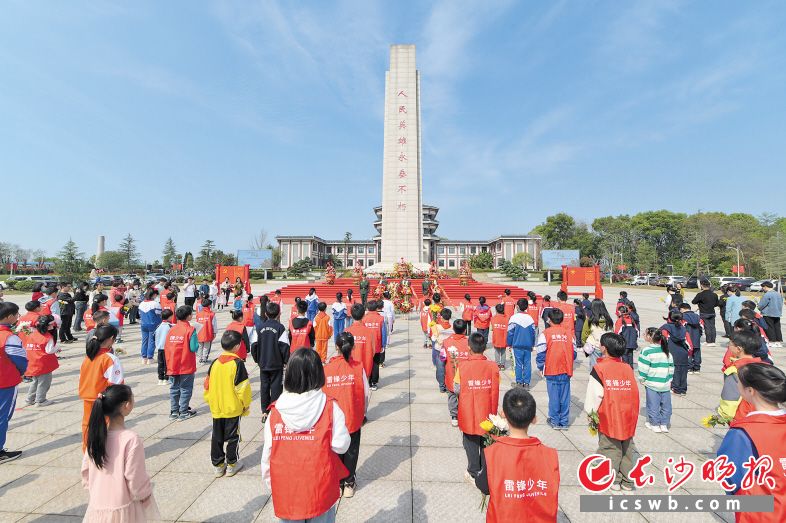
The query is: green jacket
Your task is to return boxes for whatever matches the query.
[359,279,369,294]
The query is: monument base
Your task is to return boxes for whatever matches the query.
[364,262,431,275]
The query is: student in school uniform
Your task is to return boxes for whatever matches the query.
[289,300,315,352]
[420,299,432,348]
[314,302,333,363]
[498,289,516,318]
[475,388,560,523]
[490,304,509,371]
[614,305,640,368]
[442,319,471,427]
[716,330,766,424]
[536,308,576,430]
[507,299,536,390]
[461,294,475,335]
[330,293,347,343]
[472,297,493,348]
[345,304,376,380]
[195,299,218,365]
[362,300,387,392]
[680,303,703,374]
[583,333,639,491]
[455,332,500,482]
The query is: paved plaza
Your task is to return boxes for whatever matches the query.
[0,283,772,522]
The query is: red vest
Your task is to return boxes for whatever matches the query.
[225,321,247,360]
[17,311,40,330]
[526,303,540,327]
[491,316,508,349]
[729,413,786,523]
[500,297,516,318]
[323,356,366,433]
[420,308,430,332]
[485,436,560,523]
[346,323,375,378]
[457,354,500,435]
[269,399,349,520]
[84,306,108,331]
[474,307,493,329]
[729,358,764,423]
[290,319,313,352]
[40,297,57,316]
[443,334,470,393]
[196,309,215,342]
[362,312,384,353]
[164,321,196,375]
[594,357,639,440]
[543,325,574,377]
[0,327,22,388]
[242,304,255,327]
[554,301,576,330]
[462,303,475,321]
[21,331,59,376]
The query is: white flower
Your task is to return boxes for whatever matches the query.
[488,414,509,432]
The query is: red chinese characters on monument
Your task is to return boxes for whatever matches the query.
[394,89,409,211]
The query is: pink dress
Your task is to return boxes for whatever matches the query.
[81,428,160,523]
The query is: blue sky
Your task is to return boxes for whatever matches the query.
[2,1,785,261]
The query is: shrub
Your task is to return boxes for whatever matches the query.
[14,280,36,292]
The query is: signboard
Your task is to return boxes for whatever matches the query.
[237,249,272,269]
[732,265,745,275]
[541,250,580,270]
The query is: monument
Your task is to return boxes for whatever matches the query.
[371,44,426,273]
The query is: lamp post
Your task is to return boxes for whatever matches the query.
[728,245,742,275]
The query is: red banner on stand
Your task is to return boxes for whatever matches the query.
[560,265,604,299]
[215,264,251,293]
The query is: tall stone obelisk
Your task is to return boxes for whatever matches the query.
[379,44,423,267]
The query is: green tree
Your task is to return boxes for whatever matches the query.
[592,215,635,270]
[343,232,352,268]
[763,231,786,279]
[511,251,533,269]
[630,210,687,268]
[118,233,140,271]
[162,238,179,269]
[195,240,216,272]
[532,213,598,257]
[635,241,658,273]
[55,239,90,283]
[271,248,282,269]
[183,252,194,269]
[97,251,126,271]
[469,251,493,269]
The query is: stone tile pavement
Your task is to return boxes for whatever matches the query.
[0,284,775,521]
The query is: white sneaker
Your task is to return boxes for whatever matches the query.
[610,483,621,491]
[645,422,662,433]
[450,418,458,427]
[660,425,669,433]
[343,484,355,498]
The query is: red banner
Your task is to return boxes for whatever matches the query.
[216,264,251,293]
[561,265,604,299]
[732,265,745,274]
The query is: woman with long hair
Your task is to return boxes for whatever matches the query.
[581,299,614,369]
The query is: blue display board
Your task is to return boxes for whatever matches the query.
[541,250,580,270]
[237,249,272,269]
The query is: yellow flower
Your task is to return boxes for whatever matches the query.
[480,419,494,432]
[588,426,598,437]
[701,415,713,429]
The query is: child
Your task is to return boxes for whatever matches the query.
[583,332,639,491]
[536,308,576,430]
[461,293,475,335]
[314,302,333,362]
[82,384,159,522]
[614,305,640,368]
[442,319,470,427]
[208,280,219,308]
[242,295,256,338]
[345,304,376,380]
[679,303,702,374]
[573,298,586,349]
[232,292,243,312]
[362,300,387,391]
[540,296,554,329]
[716,362,786,522]
[498,289,516,317]
[737,312,773,363]
[305,288,319,322]
[289,300,315,351]
[381,291,395,341]
[490,304,508,370]
[195,299,217,365]
[660,310,693,396]
[160,291,177,322]
[472,297,492,347]
[164,306,199,421]
[204,330,252,478]
[507,299,537,390]
[331,293,347,344]
[18,300,42,331]
[111,294,127,343]
[139,289,162,366]
[21,315,60,407]
[79,325,124,449]
[154,309,174,385]
[85,311,110,352]
[261,348,350,522]
[0,302,26,464]
[638,328,674,433]
[475,388,560,522]
[420,298,432,348]
[716,330,766,423]
[323,332,370,498]
[455,332,500,481]
[84,294,109,332]
[430,308,452,394]
[225,310,251,362]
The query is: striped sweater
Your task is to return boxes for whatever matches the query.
[637,344,674,392]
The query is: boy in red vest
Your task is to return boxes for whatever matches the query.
[420,298,432,348]
[475,388,560,522]
[498,289,516,318]
[490,304,509,370]
[288,300,315,352]
[345,304,376,379]
[362,300,386,391]
[443,319,470,427]
[583,332,640,491]
[164,305,199,421]
[716,330,765,423]
[20,315,60,406]
[455,332,500,481]
[313,302,333,362]
[225,310,250,361]
[535,308,576,430]
[195,299,218,365]
[0,302,27,464]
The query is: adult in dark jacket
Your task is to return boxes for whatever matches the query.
[691,280,719,346]
[57,284,77,343]
[251,302,290,422]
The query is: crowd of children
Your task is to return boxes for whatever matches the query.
[1,277,786,522]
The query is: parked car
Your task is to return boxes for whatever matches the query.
[626,275,649,285]
[749,279,776,292]
[657,275,687,287]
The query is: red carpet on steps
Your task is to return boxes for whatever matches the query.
[264,278,541,305]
